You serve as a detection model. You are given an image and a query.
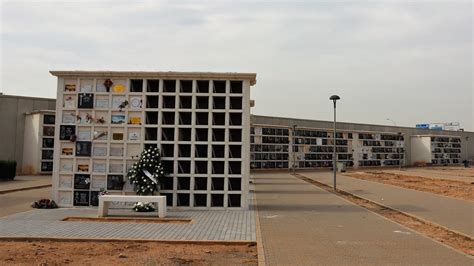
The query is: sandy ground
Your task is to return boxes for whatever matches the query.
[345,168,473,201]
[0,240,257,265]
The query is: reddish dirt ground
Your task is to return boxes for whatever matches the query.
[344,171,473,201]
[0,240,257,265]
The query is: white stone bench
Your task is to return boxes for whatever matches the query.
[98,195,167,218]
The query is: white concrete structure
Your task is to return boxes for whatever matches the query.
[411,135,462,165]
[50,71,256,209]
[22,110,55,174]
[99,195,166,217]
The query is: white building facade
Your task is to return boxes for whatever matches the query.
[50,71,256,209]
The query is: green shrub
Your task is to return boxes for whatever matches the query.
[0,161,17,180]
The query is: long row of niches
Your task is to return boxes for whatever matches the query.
[63,79,244,95]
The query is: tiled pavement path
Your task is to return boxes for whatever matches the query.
[305,171,474,236]
[254,172,472,265]
[0,208,255,242]
[0,175,51,193]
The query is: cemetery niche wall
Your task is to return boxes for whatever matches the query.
[51,71,256,210]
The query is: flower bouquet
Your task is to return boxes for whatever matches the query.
[132,202,155,212]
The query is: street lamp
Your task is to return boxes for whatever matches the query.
[386,118,396,126]
[330,95,340,190]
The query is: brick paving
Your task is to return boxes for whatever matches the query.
[304,171,473,236]
[0,207,255,242]
[254,172,472,265]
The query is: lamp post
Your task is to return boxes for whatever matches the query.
[386,118,396,126]
[330,95,340,190]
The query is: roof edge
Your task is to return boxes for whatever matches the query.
[49,71,257,85]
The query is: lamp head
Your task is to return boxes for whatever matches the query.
[329,95,340,101]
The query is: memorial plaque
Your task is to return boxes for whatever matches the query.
[75,141,92,157]
[74,174,90,189]
[42,138,55,148]
[78,93,94,109]
[90,191,99,206]
[107,175,124,190]
[60,125,76,140]
[73,191,90,206]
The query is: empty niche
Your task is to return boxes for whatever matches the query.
[212,161,224,174]
[211,194,224,207]
[196,96,209,109]
[212,128,225,142]
[211,177,224,190]
[212,145,225,158]
[179,96,192,109]
[144,143,158,150]
[178,144,191,157]
[180,80,193,93]
[147,80,160,92]
[230,97,242,109]
[213,96,226,109]
[145,128,157,140]
[179,112,192,125]
[230,81,243,94]
[229,113,242,126]
[195,145,208,158]
[163,80,176,92]
[195,128,208,142]
[162,128,175,141]
[177,177,190,190]
[229,145,241,158]
[146,96,159,108]
[162,96,175,109]
[159,176,174,190]
[197,80,209,93]
[194,194,207,207]
[229,162,241,174]
[229,129,242,142]
[228,178,242,191]
[130,79,143,92]
[196,112,208,125]
[194,177,208,190]
[160,193,173,206]
[161,144,174,157]
[162,112,175,125]
[177,194,190,206]
[145,112,158,124]
[228,194,241,207]
[161,160,174,174]
[178,128,191,141]
[213,113,225,125]
[178,161,190,174]
[213,80,226,93]
[195,161,208,174]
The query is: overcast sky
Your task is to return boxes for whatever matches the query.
[1,0,472,130]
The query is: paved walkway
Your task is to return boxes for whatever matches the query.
[0,207,255,242]
[0,187,51,217]
[0,175,52,193]
[254,172,472,265]
[304,171,474,236]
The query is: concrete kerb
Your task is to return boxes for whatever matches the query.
[294,173,473,258]
[0,184,52,194]
[0,236,256,246]
[251,176,266,266]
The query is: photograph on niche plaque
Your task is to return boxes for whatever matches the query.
[59,125,75,140]
[42,138,54,148]
[107,175,124,190]
[74,174,90,189]
[75,141,92,156]
[78,93,94,109]
[111,114,126,124]
[73,191,90,206]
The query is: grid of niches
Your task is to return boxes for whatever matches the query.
[430,136,461,165]
[56,77,244,209]
[250,126,290,169]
